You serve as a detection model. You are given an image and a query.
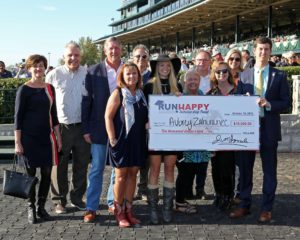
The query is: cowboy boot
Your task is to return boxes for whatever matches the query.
[162,187,174,223]
[114,201,130,228]
[125,200,141,226]
[147,188,159,224]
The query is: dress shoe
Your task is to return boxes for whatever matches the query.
[229,208,250,218]
[37,206,51,220]
[258,211,272,223]
[71,201,86,211]
[83,210,96,223]
[54,204,66,214]
[195,189,209,200]
[218,195,232,211]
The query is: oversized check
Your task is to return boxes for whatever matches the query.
[148,95,260,151]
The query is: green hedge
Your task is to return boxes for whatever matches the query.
[276,66,300,81]
[0,78,28,124]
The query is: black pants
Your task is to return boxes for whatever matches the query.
[176,162,206,203]
[27,166,52,206]
[211,151,235,197]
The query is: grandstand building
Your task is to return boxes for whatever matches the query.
[95,0,300,58]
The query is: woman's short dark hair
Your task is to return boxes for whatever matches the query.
[117,62,142,90]
[25,54,47,70]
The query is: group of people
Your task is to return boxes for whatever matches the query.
[14,36,290,227]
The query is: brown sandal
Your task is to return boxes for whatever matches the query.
[175,201,197,214]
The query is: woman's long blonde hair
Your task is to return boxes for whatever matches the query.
[151,60,179,94]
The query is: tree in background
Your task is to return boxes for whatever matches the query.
[59,37,101,66]
[79,37,101,66]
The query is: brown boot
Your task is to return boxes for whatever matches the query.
[125,200,141,226]
[114,201,130,228]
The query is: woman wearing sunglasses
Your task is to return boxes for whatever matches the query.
[225,49,243,85]
[207,61,236,211]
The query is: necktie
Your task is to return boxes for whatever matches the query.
[255,69,263,97]
[256,69,264,117]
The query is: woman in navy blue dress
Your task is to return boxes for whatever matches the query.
[105,62,148,227]
[14,54,62,224]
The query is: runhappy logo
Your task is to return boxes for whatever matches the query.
[154,100,209,113]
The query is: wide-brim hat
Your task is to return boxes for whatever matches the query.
[149,54,181,78]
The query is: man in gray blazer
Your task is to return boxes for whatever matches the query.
[230,37,290,223]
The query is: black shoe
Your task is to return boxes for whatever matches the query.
[37,206,51,220]
[213,195,221,208]
[28,207,37,224]
[195,189,209,200]
[71,201,86,211]
[218,196,232,211]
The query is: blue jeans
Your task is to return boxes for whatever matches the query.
[86,144,107,211]
[107,168,115,207]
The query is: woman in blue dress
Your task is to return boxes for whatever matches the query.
[105,62,148,227]
[14,54,62,224]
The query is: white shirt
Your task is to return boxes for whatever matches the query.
[105,59,123,94]
[45,65,87,124]
[199,74,211,94]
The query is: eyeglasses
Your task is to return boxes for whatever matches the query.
[228,57,241,62]
[215,69,228,75]
[134,55,147,60]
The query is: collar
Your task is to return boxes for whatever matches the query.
[254,64,269,73]
[63,65,81,73]
[105,58,122,71]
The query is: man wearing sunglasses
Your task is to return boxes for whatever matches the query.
[230,37,290,223]
[132,44,151,86]
[132,44,151,200]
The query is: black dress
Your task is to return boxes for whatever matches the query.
[207,86,236,197]
[107,89,148,168]
[14,84,59,168]
[143,78,183,155]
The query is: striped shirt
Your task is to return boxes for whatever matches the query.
[45,65,87,124]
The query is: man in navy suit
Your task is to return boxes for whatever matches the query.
[229,37,290,223]
[81,37,123,223]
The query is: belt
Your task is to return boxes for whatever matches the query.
[61,122,81,127]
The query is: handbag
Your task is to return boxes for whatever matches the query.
[3,155,39,199]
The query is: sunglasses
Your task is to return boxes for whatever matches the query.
[228,57,241,62]
[215,69,228,75]
[134,55,147,59]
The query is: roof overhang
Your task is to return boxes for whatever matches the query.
[94,0,300,45]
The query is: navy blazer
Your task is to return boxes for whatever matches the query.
[237,67,290,143]
[81,62,110,144]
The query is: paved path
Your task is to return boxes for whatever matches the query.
[0,153,299,240]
